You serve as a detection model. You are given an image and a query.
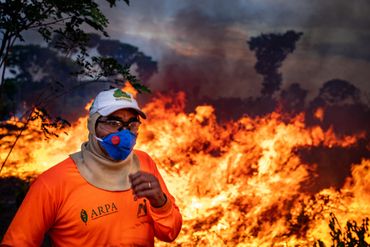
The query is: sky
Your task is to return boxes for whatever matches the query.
[96,0,370,103]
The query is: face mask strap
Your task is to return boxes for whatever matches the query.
[94,135,103,142]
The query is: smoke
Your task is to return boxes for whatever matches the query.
[149,6,261,104]
[16,0,370,103]
[98,0,370,106]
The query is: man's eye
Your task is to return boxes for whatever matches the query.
[106,120,122,126]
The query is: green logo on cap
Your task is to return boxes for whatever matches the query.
[113,89,132,101]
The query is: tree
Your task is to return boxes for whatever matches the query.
[280,83,308,114]
[0,0,132,90]
[307,79,369,135]
[4,35,157,122]
[0,0,151,116]
[86,33,157,83]
[317,79,361,106]
[0,0,135,120]
[248,30,303,97]
[0,0,152,173]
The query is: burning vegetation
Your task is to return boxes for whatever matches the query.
[1,91,369,246]
[1,30,370,245]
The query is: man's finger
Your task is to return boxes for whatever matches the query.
[132,181,154,193]
[135,190,167,208]
[135,190,155,198]
[128,171,142,181]
[129,172,147,185]
[129,171,152,183]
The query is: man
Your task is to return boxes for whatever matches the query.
[1,88,182,246]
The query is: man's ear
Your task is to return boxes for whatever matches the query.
[88,113,101,136]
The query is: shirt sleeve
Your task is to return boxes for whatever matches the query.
[1,176,57,247]
[147,156,182,242]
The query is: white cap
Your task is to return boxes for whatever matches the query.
[90,88,147,119]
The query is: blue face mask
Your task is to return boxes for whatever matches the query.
[95,129,137,160]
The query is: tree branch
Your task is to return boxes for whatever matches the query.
[0,30,10,60]
[39,79,114,108]
[0,36,16,98]
[0,35,17,97]
[28,16,72,30]
[0,107,35,174]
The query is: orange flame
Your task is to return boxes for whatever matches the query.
[0,92,369,245]
[314,107,324,122]
[122,81,138,97]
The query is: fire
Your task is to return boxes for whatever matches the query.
[0,92,369,245]
[122,81,139,97]
[0,107,90,177]
[314,107,324,122]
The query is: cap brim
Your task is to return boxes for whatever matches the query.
[98,105,147,119]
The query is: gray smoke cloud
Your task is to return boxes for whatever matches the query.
[100,0,370,103]
[16,0,370,103]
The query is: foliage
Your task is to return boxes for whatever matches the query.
[279,83,308,114]
[87,33,157,83]
[0,77,17,119]
[248,30,303,96]
[0,0,147,99]
[318,79,361,106]
[0,0,131,114]
[0,0,127,55]
[30,108,71,139]
[0,0,155,172]
[314,213,370,247]
[3,33,156,121]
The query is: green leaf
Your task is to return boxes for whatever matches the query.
[80,209,88,224]
[132,83,151,93]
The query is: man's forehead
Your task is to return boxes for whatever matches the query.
[108,108,139,118]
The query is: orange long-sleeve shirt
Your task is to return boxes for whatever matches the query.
[1,150,182,247]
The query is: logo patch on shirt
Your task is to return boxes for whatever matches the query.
[80,209,88,225]
[137,199,148,218]
[80,202,118,224]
